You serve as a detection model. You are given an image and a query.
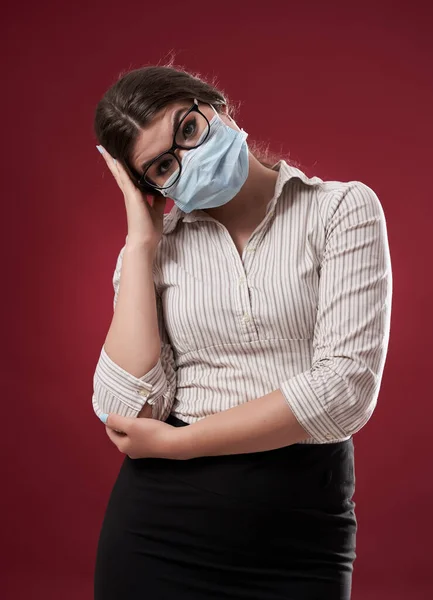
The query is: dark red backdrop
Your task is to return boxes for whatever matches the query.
[2,1,432,598]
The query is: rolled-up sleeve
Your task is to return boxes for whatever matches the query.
[92,244,177,422]
[280,181,393,442]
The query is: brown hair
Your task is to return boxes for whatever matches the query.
[94,61,288,197]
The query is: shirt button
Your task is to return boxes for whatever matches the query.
[138,389,150,397]
[243,312,251,322]
[325,433,333,440]
[246,247,256,253]
[238,276,246,285]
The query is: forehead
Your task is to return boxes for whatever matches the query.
[130,100,190,172]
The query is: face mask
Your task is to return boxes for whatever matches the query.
[159,107,249,213]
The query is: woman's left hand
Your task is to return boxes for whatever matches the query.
[104,413,184,460]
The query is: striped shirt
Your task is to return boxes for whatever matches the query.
[92,160,393,444]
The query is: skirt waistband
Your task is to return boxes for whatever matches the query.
[166,413,190,428]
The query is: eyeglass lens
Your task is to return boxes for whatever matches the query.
[144,110,210,188]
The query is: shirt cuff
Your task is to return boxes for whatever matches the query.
[279,370,349,442]
[93,345,168,418]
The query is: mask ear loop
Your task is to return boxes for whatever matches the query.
[209,103,233,121]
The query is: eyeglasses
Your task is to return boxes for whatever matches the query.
[137,99,211,191]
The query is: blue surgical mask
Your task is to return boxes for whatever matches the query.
[159,108,249,213]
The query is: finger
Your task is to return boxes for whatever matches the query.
[105,424,125,438]
[96,145,115,166]
[114,159,146,198]
[105,426,127,439]
[105,426,119,447]
[105,426,129,453]
[97,146,146,206]
[106,413,132,434]
[96,146,124,188]
[105,426,126,447]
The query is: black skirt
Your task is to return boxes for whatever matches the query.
[94,414,357,600]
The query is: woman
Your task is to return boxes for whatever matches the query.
[91,65,392,599]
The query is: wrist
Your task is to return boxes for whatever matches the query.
[166,426,195,460]
[125,238,157,258]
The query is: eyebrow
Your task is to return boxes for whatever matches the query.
[139,107,186,174]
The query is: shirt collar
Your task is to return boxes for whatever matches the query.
[163,160,323,235]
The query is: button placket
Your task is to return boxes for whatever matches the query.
[236,269,254,335]
[210,220,259,339]
[137,385,152,400]
[239,282,253,327]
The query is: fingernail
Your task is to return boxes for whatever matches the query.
[96,145,105,155]
[113,159,117,164]
[99,413,109,424]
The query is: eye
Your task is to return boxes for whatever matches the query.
[156,157,173,176]
[182,116,197,139]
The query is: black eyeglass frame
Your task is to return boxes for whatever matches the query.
[137,98,211,191]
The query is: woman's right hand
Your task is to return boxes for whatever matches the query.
[97,145,167,252]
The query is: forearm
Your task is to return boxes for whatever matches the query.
[104,241,160,378]
[177,389,312,459]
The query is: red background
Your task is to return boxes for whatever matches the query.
[2,1,432,598]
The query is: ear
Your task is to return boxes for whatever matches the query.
[217,103,231,119]
[221,106,234,122]
[212,103,238,128]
